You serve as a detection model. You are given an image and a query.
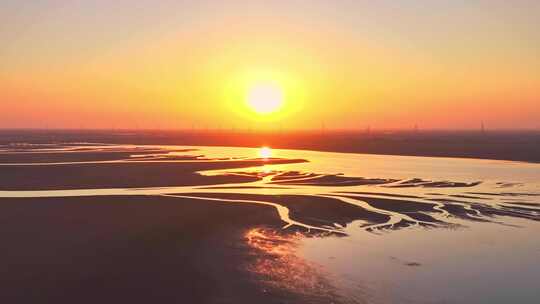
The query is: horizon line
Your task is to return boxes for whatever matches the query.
[1,127,539,133]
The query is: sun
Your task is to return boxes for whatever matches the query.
[246,82,284,114]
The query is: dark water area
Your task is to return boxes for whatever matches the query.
[1,129,540,163]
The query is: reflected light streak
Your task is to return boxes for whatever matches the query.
[259,146,272,159]
[244,228,331,297]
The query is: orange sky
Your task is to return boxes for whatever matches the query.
[1,1,539,130]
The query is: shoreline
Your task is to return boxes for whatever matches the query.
[0,143,538,303]
[2,129,540,163]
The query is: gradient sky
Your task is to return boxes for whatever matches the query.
[1,0,539,130]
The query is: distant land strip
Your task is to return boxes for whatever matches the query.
[1,129,540,163]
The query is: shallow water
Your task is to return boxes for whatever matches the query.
[1,144,539,303]
[198,147,540,303]
[303,217,540,303]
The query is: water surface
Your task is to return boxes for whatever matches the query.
[1,144,538,303]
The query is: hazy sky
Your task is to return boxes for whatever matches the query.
[1,0,539,130]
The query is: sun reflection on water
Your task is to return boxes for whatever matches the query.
[244,228,333,299]
[259,146,272,159]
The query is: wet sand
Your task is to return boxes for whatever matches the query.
[0,158,305,190]
[0,195,294,303]
[1,143,539,303]
[2,192,537,303]
[0,145,343,303]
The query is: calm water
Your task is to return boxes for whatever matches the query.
[200,146,540,303]
[1,144,539,303]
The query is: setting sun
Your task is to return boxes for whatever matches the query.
[2,2,540,303]
[246,82,284,114]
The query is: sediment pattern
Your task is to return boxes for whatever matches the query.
[1,143,538,235]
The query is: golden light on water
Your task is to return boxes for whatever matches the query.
[259,146,272,159]
[244,228,329,296]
